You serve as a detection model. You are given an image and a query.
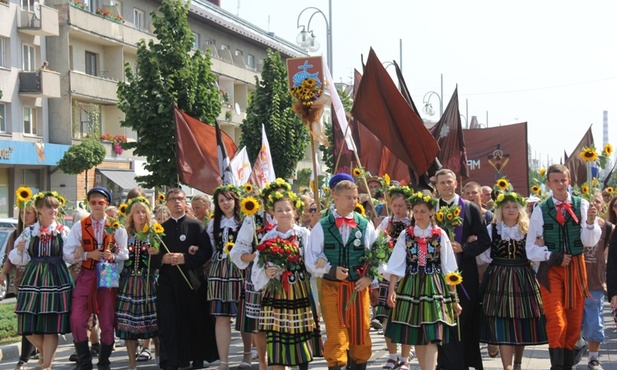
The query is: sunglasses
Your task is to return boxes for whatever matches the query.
[308,208,317,213]
[89,200,108,207]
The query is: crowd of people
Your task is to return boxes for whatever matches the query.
[1,162,617,370]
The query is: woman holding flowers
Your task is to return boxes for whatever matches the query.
[251,190,317,370]
[478,191,547,370]
[9,191,72,370]
[384,192,461,370]
[375,186,412,370]
[207,184,247,370]
[116,197,160,370]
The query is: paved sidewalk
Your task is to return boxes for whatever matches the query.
[1,304,617,369]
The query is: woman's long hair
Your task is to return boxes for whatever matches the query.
[212,189,241,243]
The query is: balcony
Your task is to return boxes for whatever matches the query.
[69,70,118,103]
[18,70,61,98]
[17,4,59,36]
[68,5,153,46]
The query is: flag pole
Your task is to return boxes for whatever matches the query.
[310,135,321,213]
[334,120,352,174]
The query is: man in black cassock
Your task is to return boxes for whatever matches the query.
[434,169,491,370]
[157,188,218,370]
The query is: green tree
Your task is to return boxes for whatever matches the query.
[240,49,309,179]
[117,0,220,189]
[57,137,106,176]
[321,87,353,173]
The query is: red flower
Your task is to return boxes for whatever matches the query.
[431,228,441,237]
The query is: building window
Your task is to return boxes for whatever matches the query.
[221,44,229,50]
[192,32,200,51]
[72,102,100,139]
[111,0,122,17]
[85,51,97,76]
[0,104,6,133]
[247,54,255,69]
[87,0,97,13]
[23,106,37,135]
[22,44,35,72]
[234,49,243,56]
[133,8,144,30]
[0,38,6,69]
[21,0,34,11]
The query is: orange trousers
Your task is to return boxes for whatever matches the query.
[539,255,587,349]
[320,280,372,367]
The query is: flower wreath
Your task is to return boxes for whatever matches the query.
[215,183,240,196]
[126,196,151,213]
[388,185,413,200]
[32,190,67,208]
[266,190,304,214]
[494,191,526,208]
[407,191,438,209]
[262,178,292,200]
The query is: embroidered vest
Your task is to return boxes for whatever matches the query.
[540,197,584,255]
[320,212,368,281]
[80,216,116,270]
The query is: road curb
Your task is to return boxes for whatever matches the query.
[0,334,73,363]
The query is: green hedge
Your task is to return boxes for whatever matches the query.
[0,303,17,340]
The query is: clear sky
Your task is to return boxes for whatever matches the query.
[220,0,617,169]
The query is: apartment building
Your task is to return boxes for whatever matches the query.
[0,0,307,215]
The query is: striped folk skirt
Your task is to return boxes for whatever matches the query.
[116,268,158,340]
[385,270,457,345]
[207,252,244,316]
[16,257,73,335]
[235,264,261,333]
[374,279,391,320]
[480,259,548,345]
[260,270,316,366]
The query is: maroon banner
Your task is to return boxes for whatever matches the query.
[463,122,529,195]
[564,125,594,187]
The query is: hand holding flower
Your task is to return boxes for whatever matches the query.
[354,276,372,291]
[16,240,25,252]
[147,246,159,255]
[454,303,463,317]
[88,249,104,261]
[102,249,114,261]
[265,267,278,279]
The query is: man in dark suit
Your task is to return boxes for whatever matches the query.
[434,169,491,370]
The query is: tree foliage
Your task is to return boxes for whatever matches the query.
[117,0,220,189]
[57,137,106,175]
[321,87,353,173]
[240,49,309,180]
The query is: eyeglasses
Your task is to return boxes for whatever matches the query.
[308,208,317,213]
[89,200,108,207]
[168,197,186,202]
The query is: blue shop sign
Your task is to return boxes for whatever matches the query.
[0,140,71,165]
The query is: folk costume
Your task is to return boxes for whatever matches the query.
[115,233,158,340]
[435,195,490,370]
[306,211,377,370]
[63,214,129,368]
[478,222,548,345]
[157,215,218,370]
[207,216,244,316]
[10,220,72,335]
[375,216,410,320]
[384,224,458,345]
[252,225,319,367]
[526,195,600,368]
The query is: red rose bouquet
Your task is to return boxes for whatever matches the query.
[256,236,302,293]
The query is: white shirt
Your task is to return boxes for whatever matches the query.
[477,222,526,264]
[63,216,129,264]
[9,221,71,266]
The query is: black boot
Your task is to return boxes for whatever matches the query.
[299,363,309,370]
[549,348,564,370]
[328,367,342,370]
[73,341,93,370]
[349,359,367,370]
[96,344,113,370]
[563,348,574,370]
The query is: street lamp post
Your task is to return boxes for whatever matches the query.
[422,74,444,117]
[296,1,333,74]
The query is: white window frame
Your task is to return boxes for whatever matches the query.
[247,54,255,69]
[23,106,37,135]
[0,38,6,69]
[22,44,36,72]
[192,32,200,51]
[85,51,97,76]
[133,8,144,30]
[21,0,34,11]
[0,104,6,133]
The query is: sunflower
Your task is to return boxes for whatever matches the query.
[435,212,444,222]
[531,185,541,194]
[224,242,234,254]
[604,143,614,157]
[16,186,33,204]
[158,193,166,203]
[118,203,128,216]
[453,207,461,217]
[354,203,365,216]
[352,167,362,177]
[581,184,590,194]
[153,223,165,234]
[592,178,598,187]
[446,213,453,220]
[580,147,598,162]
[111,221,121,229]
[57,196,67,206]
[496,178,509,191]
[384,173,391,187]
[243,183,254,194]
[142,224,150,233]
[445,271,463,286]
[538,167,546,176]
[606,187,614,194]
[241,197,260,216]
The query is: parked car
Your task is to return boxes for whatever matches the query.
[0,218,18,229]
[0,228,14,300]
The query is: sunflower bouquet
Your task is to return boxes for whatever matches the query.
[580,144,612,169]
[256,236,302,294]
[435,205,463,242]
[290,76,328,145]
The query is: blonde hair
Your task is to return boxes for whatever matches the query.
[493,200,529,235]
[333,180,357,193]
[124,201,153,235]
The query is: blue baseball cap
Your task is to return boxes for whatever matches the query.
[87,186,112,203]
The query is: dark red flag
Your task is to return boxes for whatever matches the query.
[174,107,237,194]
[430,87,469,178]
[564,125,594,187]
[352,48,439,176]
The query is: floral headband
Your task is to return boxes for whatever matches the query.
[495,191,526,208]
[262,178,292,200]
[407,191,438,209]
[215,183,240,196]
[388,185,412,199]
[266,190,304,213]
[126,196,151,213]
[32,190,67,208]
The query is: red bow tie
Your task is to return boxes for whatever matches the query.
[336,217,357,229]
[556,202,579,225]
